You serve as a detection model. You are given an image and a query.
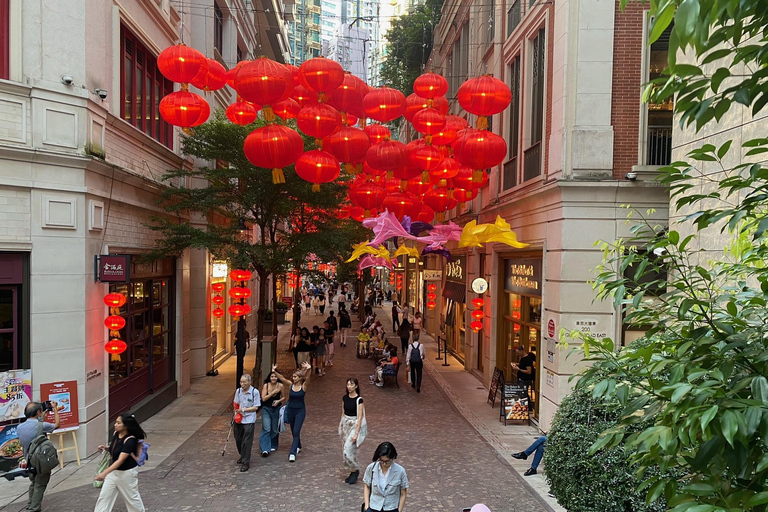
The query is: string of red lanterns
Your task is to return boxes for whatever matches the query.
[470,297,485,332]
[426,283,437,310]
[212,282,225,318]
[228,270,253,318]
[104,292,127,356]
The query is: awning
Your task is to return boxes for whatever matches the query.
[442,281,466,303]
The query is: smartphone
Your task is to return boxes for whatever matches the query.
[41,400,53,413]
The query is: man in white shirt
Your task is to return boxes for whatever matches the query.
[233,374,261,472]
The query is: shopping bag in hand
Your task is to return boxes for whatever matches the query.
[93,450,111,488]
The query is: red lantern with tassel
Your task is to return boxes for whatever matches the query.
[393,161,422,183]
[235,58,294,110]
[408,140,443,172]
[229,287,252,299]
[470,320,483,332]
[427,300,437,310]
[226,100,259,125]
[349,181,386,213]
[457,75,511,117]
[324,126,370,165]
[411,108,447,135]
[192,58,227,91]
[292,84,319,107]
[297,103,342,139]
[230,269,253,281]
[157,44,207,83]
[159,89,210,127]
[225,60,249,90]
[212,295,225,305]
[103,293,126,308]
[228,303,252,317]
[299,56,345,93]
[295,150,341,191]
[406,175,432,196]
[364,124,390,144]
[405,94,449,122]
[105,339,128,355]
[453,129,507,170]
[363,87,406,122]
[423,187,453,218]
[382,192,420,220]
[273,98,301,120]
[212,283,225,292]
[432,115,468,146]
[350,206,378,222]
[429,155,460,183]
[243,124,304,184]
[452,187,478,204]
[328,73,368,117]
[105,315,126,330]
[366,139,408,171]
[415,203,435,223]
[414,72,449,99]
[212,308,225,318]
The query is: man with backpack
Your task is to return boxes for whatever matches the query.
[18,401,60,512]
[406,339,426,393]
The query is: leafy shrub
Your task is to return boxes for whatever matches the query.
[275,302,289,310]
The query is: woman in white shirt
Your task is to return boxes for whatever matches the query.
[363,442,408,512]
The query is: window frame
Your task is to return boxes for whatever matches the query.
[523,27,546,182]
[214,3,224,54]
[503,56,521,191]
[120,25,174,148]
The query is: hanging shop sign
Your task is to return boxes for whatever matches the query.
[40,380,80,432]
[445,255,466,283]
[504,258,541,296]
[471,277,488,294]
[423,270,443,281]
[212,262,228,278]
[95,255,131,283]
[0,370,32,424]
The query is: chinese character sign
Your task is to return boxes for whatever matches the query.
[0,369,32,424]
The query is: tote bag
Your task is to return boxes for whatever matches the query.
[93,450,112,488]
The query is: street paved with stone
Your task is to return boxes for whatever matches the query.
[8,310,550,512]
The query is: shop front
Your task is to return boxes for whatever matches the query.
[0,253,28,372]
[442,254,467,362]
[108,257,176,420]
[210,261,230,365]
[498,256,543,421]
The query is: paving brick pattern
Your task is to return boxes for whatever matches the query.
[9,311,551,512]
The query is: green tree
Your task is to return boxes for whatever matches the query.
[149,111,365,385]
[380,0,443,95]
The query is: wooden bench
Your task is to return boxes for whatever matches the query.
[381,362,401,388]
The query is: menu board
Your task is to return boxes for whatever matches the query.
[0,424,23,472]
[0,370,32,424]
[487,367,504,407]
[502,383,530,425]
[40,380,80,432]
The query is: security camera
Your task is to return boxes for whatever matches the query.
[625,171,638,181]
[95,89,108,100]
[61,75,74,86]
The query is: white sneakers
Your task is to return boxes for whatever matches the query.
[289,454,296,462]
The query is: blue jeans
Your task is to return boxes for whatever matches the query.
[285,406,305,455]
[524,435,547,469]
[258,406,280,453]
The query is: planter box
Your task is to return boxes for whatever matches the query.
[275,309,288,324]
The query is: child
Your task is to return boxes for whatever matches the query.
[357,328,371,358]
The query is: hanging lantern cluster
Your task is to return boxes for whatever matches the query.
[228,270,252,318]
[396,272,403,291]
[212,282,225,318]
[389,272,395,286]
[157,44,211,129]
[426,283,437,310]
[104,292,127,356]
[470,297,485,332]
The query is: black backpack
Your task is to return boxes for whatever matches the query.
[410,342,422,363]
[28,420,59,474]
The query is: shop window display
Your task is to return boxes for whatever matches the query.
[501,293,541,419]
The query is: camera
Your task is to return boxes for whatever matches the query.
[61,75,74,86]
[95,88,108,100]
[625,171,638,181]
[41,400,53,413]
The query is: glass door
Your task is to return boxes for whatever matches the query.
[502,292,542,419]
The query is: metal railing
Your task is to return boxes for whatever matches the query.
[647,125,672,166]
[523,142,541,182]
[503,157,517,190]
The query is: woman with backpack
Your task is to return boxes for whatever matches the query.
[339,377,367,484]
[397,318,411,355]
[406,338,426,393]
[338,305,352,347]
[94,413,146,512]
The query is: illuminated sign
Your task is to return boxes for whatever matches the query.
[504,258,541,296]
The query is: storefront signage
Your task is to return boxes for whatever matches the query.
[40,381,80,432]
[0,370,32,424]
[471,278,488,294]
[96,255,131,283]
[212,262,228,278]
[446,255,466,283]
[504,258,542,297]
[575,318,609,339]
[423,270,443,281]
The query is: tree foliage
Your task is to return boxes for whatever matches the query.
[380,0,443,95]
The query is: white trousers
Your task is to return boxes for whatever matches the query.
[94,468,145,512]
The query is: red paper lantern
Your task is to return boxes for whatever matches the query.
[453,129,507,169]
[157,44,207,83]
[159,90,209,127]
[228,303,252,317]
[412,108,447,135]
[286,64,300,86]
[273,98,301,120]
[235,58,293,106]
[229,286,252,299]
[427,283,437,292]
[414,72,449,99]
[396,283,402,290]
[427,300,436,310]
[225,60,249,90]
[453,166,488,190]
[226,100,259,125]
[472,298,485,308]
[105,339,127,355]
[349,181,386,212]
[458,75,512,117]
[292,84,319,107]
[423,187,453,215]
[362,161,385,180]
[415,204,435,223]
[212,295,225,305]
[329,73,368,116]
[432,115,468,146]
[408,140,443,172]
[103,293,126,308]
[105,315,126,330]
[470,320,483,332]
[243,124,304,184]
[453,187,478,204]
[364,124,391,144]
[427,292,437,300]
[191,58,227,91]
[471,309,484,320]
[336,204,353,219]
[297,103,342,139]
[230,269,253,281]
[295,150,341,191]
[366,139,408,171]
[363,87,406,123]
[299,56,345,92]
[212,308,225,318]
[350,206,378,222]
[382,192,420,220]
[212,283,225,292]
[406,175,432,196]
[324,126,370,164]
[429,156,460,183]
[393,162,422,182]
[405,94,449,122]
[384,177,403,194]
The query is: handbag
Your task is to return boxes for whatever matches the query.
[278,405,287,432]
[93,450,111,488]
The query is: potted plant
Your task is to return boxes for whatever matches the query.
[274,302,289,324]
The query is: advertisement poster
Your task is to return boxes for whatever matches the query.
[0,424,23,472]
[503,383,530,423]
[0,370,32,424]
[40,380,80,432]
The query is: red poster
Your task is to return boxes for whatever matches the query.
[40,381,79,432]
[282,296,293,308]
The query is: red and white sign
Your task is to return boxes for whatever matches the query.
[40,380,80,432]
[98,255,130,283]
[547,319,556,338]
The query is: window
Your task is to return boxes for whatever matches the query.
[0,0,9,80]
[237,46,243,62]
[645,24,673,166]
[504,57,520,190]
[214,3,223,53]
[121,26,174,148]
[507,0,521,36]
[485,0,495,46]
[524,29,545,181]
[0,287,19,371]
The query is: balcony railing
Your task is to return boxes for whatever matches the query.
[523,142,541,182]
[646,125,672,166]
[503,158,517,190]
